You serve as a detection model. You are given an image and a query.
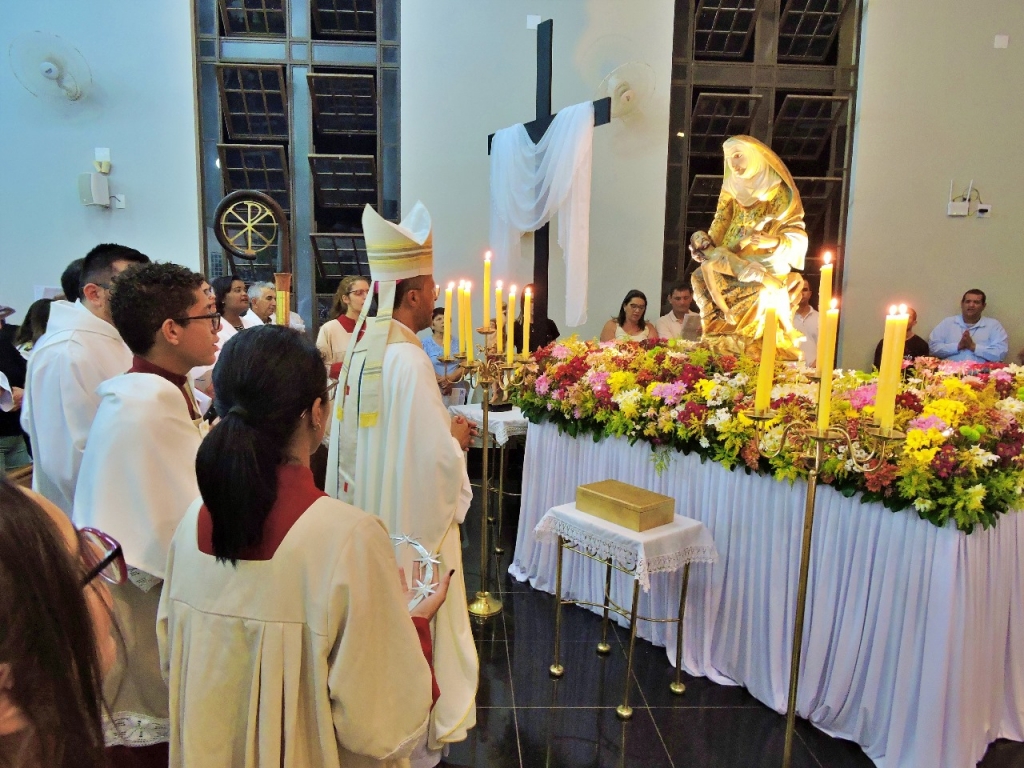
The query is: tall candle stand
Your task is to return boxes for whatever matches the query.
[744,408,904,768]
[439,337,530,620]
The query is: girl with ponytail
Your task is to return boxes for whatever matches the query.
[158,325,452,767]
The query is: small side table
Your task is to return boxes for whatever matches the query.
[449,403,529,553]
[535,503,717,720]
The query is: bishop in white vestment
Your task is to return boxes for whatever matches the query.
[327,203,478,765]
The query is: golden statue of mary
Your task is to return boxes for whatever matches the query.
[689,135,808,359]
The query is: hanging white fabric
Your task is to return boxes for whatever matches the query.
[489,101,595,327]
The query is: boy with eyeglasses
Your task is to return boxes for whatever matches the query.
[73,262,217,767]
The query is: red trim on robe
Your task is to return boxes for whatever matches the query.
[128,355,199,419]
[197,464,325,560]
[412,616,441,707]
[327,317,365,380]
[196,464,440,698]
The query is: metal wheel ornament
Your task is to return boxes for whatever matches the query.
[212,190,292,273]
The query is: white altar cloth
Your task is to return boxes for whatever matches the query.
[448,403,528,447]
[510,421,1024,768]
[536,503,717,591]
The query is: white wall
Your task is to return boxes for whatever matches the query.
[401,0,674,341]
[841,1,1024,368]
[0,0,202,323]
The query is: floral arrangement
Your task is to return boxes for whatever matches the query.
[511,337,1024,532]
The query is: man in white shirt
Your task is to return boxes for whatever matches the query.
[791,278,819,366]
[928,289,1009,363]
[20,245,150,515]
[247,281,306,331]
[655,283,699,340]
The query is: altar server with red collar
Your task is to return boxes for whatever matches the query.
[327,202,478,767]
[20,244,149,515]
[73,262,218,765]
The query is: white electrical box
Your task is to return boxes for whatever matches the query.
[947,201,969,217]
[78,173,110,206]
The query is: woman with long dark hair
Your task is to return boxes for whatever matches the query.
[12,300,52,360]
[316,274,372,369]
[0,478,122,768]
[159,325,451,767]
[600,289,658,342]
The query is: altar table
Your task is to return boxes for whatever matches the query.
[509,421,1024,768]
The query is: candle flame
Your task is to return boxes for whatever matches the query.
[889,304,898,315]
[823,250,833,265]
[448,281,455,289]
[484,251,491,262]
[898,303,908,314]
[464,281,471,289]
[496,280,503,289]
[830,298,839,310]
[525,287,532,296]
[459,280,465,288]
[509,284,517,294]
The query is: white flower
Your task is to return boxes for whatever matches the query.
[996,397,1024,418]
[699,436,710,449]
[913,498,935,512]
[708,408,732,429]
[965,445,999,469]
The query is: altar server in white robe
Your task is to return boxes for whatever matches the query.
[74,263,218,762]
[159,325,453,768]
[20,244,150,515]
[327,202,478,767]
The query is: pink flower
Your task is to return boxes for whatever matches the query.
[535,374,551,395]
[651,381,687,406]
[907,414,948,432]
[551,344,572,360]
[847,383,878,410]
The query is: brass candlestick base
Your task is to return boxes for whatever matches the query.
[469,590,503,618]
[744,409,904,768]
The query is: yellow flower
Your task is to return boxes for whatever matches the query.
[910,447,939,465]
[922,398,967,427]
[608,371,636,395]
[963,483,986,512]
[694,379,716,399]
[941,378,978,400]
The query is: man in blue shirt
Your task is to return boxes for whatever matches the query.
[928,289,1008,363]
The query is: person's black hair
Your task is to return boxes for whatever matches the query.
[667,281,691,298]
[211,275,243,316]
[962,289,987,305]
[616,289,649,327]
[431,306,445,319]
[196,325,327,565]
[78,244,149,294]
[60,259,85,302]
[394,274,432,309]
[13,299,53,348]
[109,263,206,355]
[0,478,108,768]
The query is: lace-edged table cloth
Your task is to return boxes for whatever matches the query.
[448,404,529,447]
[535,503,717,592]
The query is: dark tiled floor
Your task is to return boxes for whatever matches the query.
[446,480,1024,768]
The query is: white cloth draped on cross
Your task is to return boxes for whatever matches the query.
[489,100,595,327]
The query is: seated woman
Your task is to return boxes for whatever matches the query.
[421,307,462,387]
[316,274,371,373]
[600,289,658,342]
[0,477,121,768]
[158,325,452,767]
[513,284,559,354]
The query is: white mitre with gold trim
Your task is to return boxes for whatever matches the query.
[336,202,433,427]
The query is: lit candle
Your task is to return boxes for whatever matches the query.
[464,281,474,364]
[877,304,909,431]
[443,282,454,359]
[875,305,899,427]
[483,251,491,334]
[495,281,504,353]
[816,251,833,371]
[523,287,533,357]
[816,298,839,433]
[753,306,777,414]
[457,281,466,355]
[506,285,516,366]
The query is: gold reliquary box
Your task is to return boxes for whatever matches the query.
[575,479,675,532]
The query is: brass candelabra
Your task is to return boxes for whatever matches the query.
[439,331,530,619]
[744,404,905,768]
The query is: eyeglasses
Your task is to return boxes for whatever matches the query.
[323,380,340,401]
[347,289,369,297]
[173,312,222,331]
[79,528,127,587]
[626,303,646,311]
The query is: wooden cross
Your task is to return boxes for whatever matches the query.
[488,19,611,350]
